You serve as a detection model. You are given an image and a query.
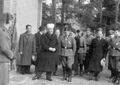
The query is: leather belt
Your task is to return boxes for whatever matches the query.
[61,46,72,49]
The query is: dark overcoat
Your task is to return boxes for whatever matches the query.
[19,32,36,65]
[34,32,42,67]
[38,33,58,72]
[55,36,61,65]
[89,38,108,72]
[35,32,42,55]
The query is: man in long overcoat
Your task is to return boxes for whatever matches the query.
[37,23,58,81]
[32,26,46,80]
[0,23,13,85]
[88,31,108,81]
[53,29,61,76]
[84,28,94,73]
[19,25,36,74]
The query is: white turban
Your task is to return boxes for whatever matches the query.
[47,23,55,29]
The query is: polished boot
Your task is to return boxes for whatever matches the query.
[114,72,120,84]
[62,67,67,80]
[68,69,72,82]
[112,71,118,83]
[79,64,84,76]
[46,72,52,81]
[109,70,115,79]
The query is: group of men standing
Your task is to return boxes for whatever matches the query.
[1,19,120,85]
[74,28,120,84]
[17,23,120,84]
[17,23,77,82]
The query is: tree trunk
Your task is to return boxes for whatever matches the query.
[52,0,56,25]
[115,0,120,29]
[100,0,103,27]
[61,0,65,24]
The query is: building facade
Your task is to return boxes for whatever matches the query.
[0,0,42,38]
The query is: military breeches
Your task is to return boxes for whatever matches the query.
[61,56,73,81]
[0,63,9,85]
[61,56,74,69]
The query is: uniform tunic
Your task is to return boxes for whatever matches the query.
[109,36,120,71]
[60,35,76,67]
[77,36,86,64]
[0,26,13,85]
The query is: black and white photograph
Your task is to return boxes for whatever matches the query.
[0,0,120,85]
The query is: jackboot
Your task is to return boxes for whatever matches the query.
[68,69,72,82]
[62,67,67,80]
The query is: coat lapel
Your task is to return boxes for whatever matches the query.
[24,32,32,46]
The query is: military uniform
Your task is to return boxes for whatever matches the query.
[60,35,76,82]
[109,36,120,82]
[74,35,86,75]
[0,26,13,85]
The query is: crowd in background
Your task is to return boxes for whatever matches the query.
[5,23,120,84]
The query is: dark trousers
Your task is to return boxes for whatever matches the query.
[94,71,100,77]
[61,56,72,79]
[20,65,30,74]
[111,69,120,79]
[34,63,43,77]
[110,68,117,78]
[46,72,52,79]
[84,51,91,72]
[73,54,84,74]
[53,65,58,75]
[55,65,58,72]
[73,54,79,73]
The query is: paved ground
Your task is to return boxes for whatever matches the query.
[9,65,114,85]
